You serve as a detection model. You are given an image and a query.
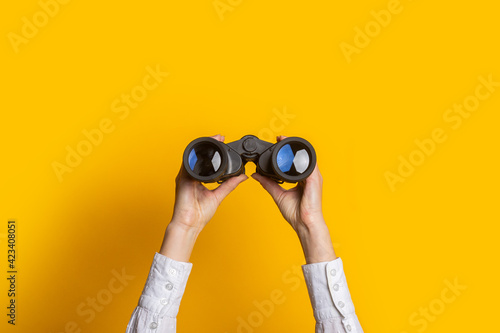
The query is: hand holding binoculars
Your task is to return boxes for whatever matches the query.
[183,135,316,183]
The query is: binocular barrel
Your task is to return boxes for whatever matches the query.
[183,135,316,183]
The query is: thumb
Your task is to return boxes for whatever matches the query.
[251,173,285,202]
[212,174,248,204]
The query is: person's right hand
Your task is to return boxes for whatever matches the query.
[170,134,248,234]
[252,136,337,264]
[160,134,247,262]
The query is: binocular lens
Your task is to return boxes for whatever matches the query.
[187,142,222,177]
[276,142,310,176]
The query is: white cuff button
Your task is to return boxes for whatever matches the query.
[160,298,168,305]
[333,284,339,291]
[168,268,177,276]
[149,322,158,329]
[165,283,173,290]
[330,269,336,276]
[346,324,352,331]
[338,301,345,308]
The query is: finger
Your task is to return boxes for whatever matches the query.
[176,162,189,182]
[176,163,199,190]
[210,134,225,142]
[276,135,288,142]
[251,173,285,201]
[302,162,323,205]
[305,162,322,187]
[212,174,248,203]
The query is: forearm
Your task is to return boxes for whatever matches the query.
[297,220,337,264]
[159,221,200,262]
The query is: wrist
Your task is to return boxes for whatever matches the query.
[297,222,337,264]
[159,221,200,262]
[169,217,204,236]
[299,212,326,229]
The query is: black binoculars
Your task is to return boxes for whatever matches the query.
[183,135,316,183]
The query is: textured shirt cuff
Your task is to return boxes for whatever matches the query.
[302,258,362,333]
[138,253,193,318]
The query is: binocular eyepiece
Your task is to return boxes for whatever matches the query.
[183,135,316,183]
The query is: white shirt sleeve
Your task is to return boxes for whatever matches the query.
[126,253,192,333]
[302,258,363,333]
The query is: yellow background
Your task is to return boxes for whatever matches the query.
[1,0,499,332]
